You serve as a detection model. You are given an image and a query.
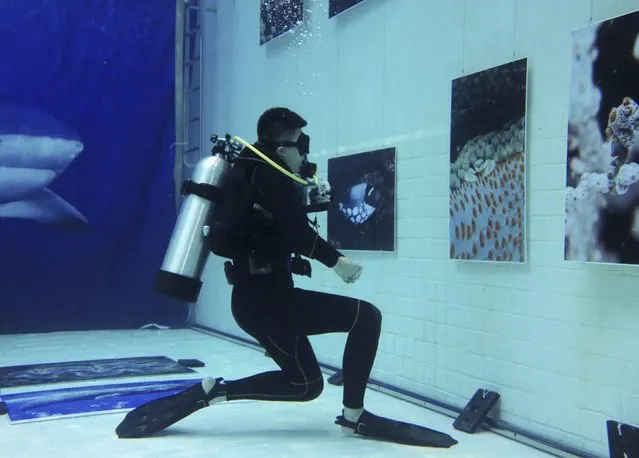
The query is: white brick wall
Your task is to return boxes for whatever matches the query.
[195,0,639,455]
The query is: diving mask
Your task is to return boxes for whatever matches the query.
[276,132,310,156]
[272,132,316,179]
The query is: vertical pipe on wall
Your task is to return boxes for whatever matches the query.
[174,0,186,211]
[197,2,204,166]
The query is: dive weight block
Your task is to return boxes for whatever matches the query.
[453,388,500,433]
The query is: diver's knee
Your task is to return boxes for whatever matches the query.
[300,376,324,401]
[359,300,382,332]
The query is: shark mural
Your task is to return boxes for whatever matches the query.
[0,105,89,229]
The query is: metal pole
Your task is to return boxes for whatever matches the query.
[174,0,186,212]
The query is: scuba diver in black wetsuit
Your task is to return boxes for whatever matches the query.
[215,108,381,419]
[115,108,457,449]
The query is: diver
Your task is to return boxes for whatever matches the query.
[115,108,457,449]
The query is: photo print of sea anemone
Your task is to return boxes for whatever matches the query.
[449,58,528,262]
[327,148,396,252]
[259,0,303,45]
[565,10,639,264]
[328,0,366,18]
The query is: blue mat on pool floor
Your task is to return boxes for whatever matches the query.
[0,378,202,424]
[0,356,195,388]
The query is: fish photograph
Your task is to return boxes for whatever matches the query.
[327,147,396,252]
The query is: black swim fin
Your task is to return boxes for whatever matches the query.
[115,378,222,439]
[335,410,458,448]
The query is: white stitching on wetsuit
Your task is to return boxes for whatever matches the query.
[232,336,317,400]
[293,336,309,398]
[268,336,293,358]
[289,376,323,386]
[348,300,361,333]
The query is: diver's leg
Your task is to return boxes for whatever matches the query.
[220,284,325,402]
[114,283,324,439]
[276,288,457,448]
[223,334,324,402]
[222,284,381,409]
[283,288,382,411]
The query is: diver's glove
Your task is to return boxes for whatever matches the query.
[333,256,363,284]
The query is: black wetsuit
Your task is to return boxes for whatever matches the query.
[222,147,382,410]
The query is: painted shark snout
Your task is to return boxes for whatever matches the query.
[0,135,84,202]
[0,107,89,230]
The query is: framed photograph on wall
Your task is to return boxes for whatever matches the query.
[328,0,367,18]
[260,0,303,45]
[449,57,529,263]
[565,10,639,264]
[327,147,396,252]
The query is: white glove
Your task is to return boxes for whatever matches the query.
[333,256,363,284]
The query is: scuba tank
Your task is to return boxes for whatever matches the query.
[155,134,242,303]
[155,133,332,303]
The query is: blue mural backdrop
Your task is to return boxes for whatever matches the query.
[0,0,188,333]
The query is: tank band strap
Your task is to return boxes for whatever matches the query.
[181,179,221,202]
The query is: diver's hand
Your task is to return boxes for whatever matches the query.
[333,256,363,284]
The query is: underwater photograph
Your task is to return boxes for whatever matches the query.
[0,356,194,389]
[260,0,303,45]
[1,1,637,457]
[565,10,639,264]
[327,147,396,252]
[328,0,366,18]
[449,57,528,262]
[2,378,201,423]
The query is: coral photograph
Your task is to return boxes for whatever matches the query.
[327,148,396,252]
[449,58,528,262]
[565,10,639,264]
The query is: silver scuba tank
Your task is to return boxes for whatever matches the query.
[155,152,231,303]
